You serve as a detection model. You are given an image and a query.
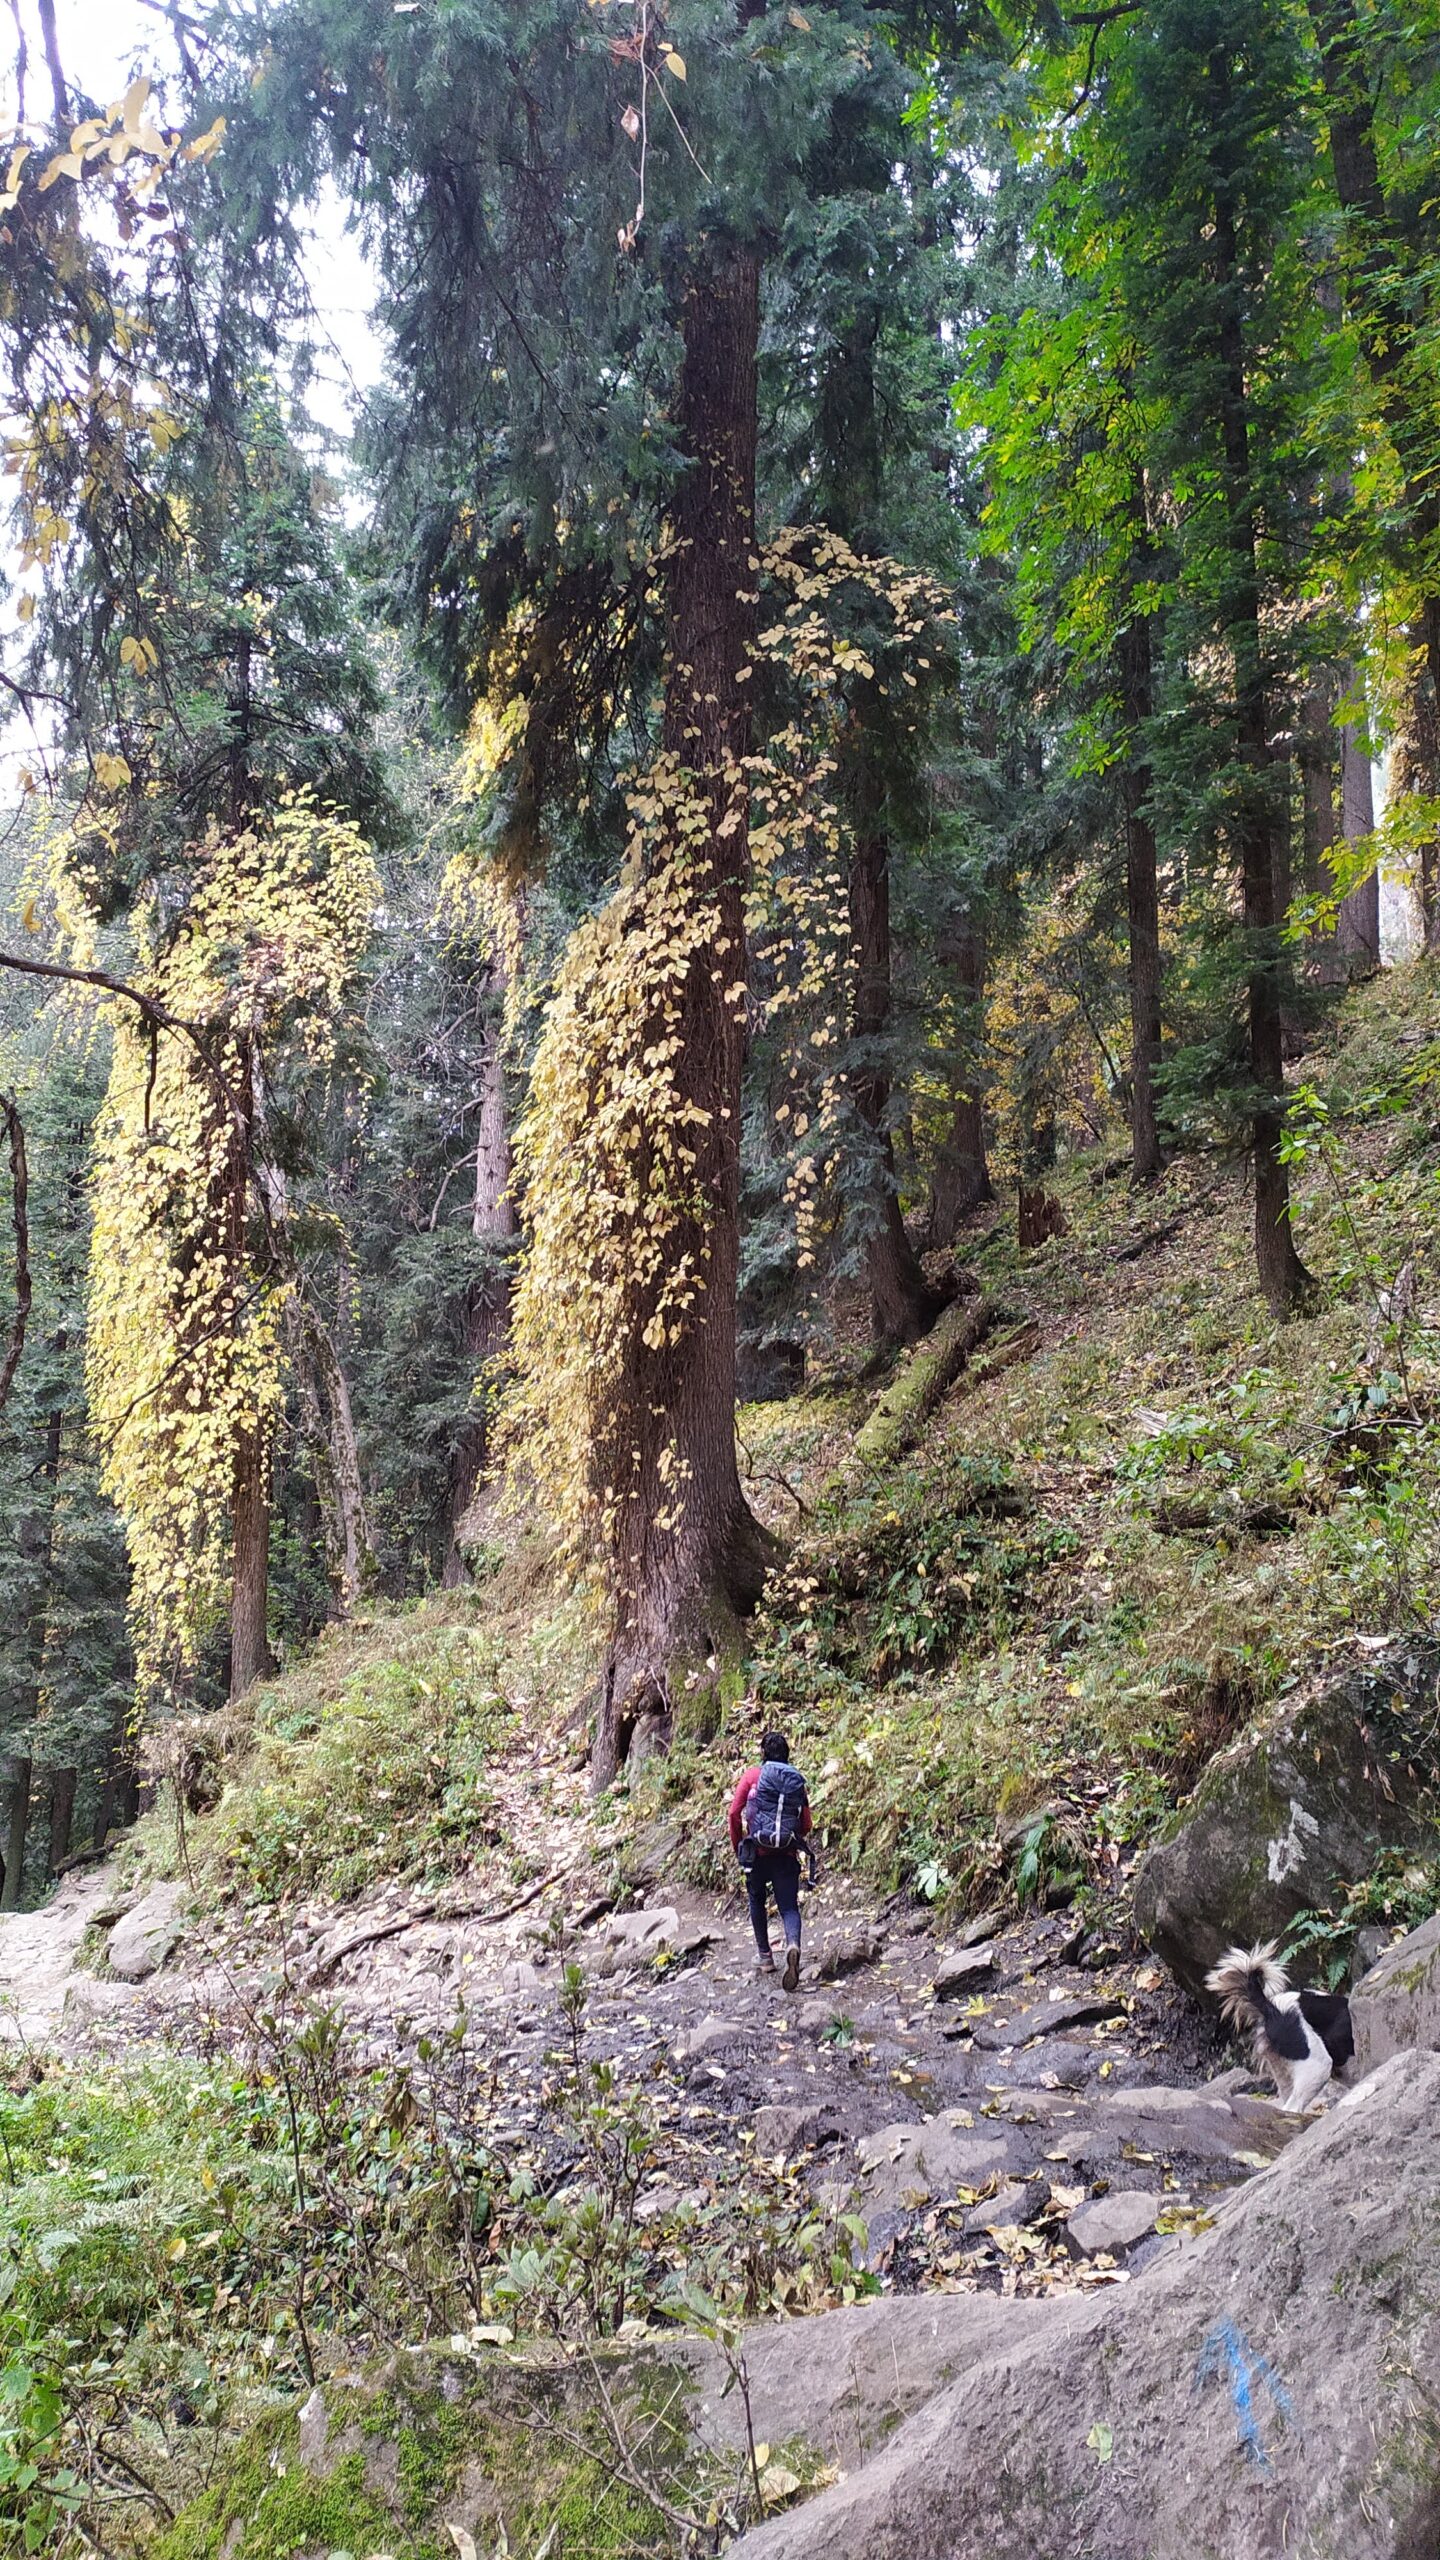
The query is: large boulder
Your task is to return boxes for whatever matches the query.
[1352,1908,1440,2075]
[106,1880,186,1981]
[1134,1641,1440,1993]
[730,2047,1440,2560]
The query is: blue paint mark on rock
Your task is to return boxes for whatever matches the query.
[1195,2316,1296,2471]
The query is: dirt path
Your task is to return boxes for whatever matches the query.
[0,1864,112,2042]
[61,1834,1312,2301]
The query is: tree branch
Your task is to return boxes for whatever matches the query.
[0,946,249,1134]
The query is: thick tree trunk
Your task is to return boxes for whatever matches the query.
[1118,596,1164,1183]
[1212,154,1314,1317]
[849,823,946,1346]
[594,247,772,1787]
[444,991,519,1585]
[229,1422,273,1697]
[34,0,67,129]
[1308,0,1440,818]
[0,1757,31,1911]
[47,1765,76,1876]
[92,1735,140,1850]
[930,913,994,1243]
[299,1308,373,1612]
[226,1040,273,1697]
[816,308,942,1345]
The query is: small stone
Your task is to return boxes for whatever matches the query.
[816,1929,881,1982]
[62,1976,138,2024]
[296,2387,328,2474]
[751,2101,836,2155]
[1078,1940,1126,1972]
[634,2182,689,2223]
[972,1992,1126,2051]
[933,1944,999,2000]
[855,2118,1012,2211]
[963,2178,1045,2236]
[795,1997,844,2040]
[600,1905,711,1962]
[957,1907,1006,1948]
[1350,1925,1391,1985]
[674,2014,753,2065]
[1064,2190,1160,2258]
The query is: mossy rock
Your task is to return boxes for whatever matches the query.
[1134,1638,1440,1994]
[155,2347,695,2560]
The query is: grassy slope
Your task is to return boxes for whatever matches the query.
[634,955,1440,1917]
[124,957,1440,1933]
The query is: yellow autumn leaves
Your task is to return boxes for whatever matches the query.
[86,798,379,1693]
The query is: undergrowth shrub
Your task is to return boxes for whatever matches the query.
[203,1628,514,1897]
[4,1956,871,2549]
[752,1457,1062,1702]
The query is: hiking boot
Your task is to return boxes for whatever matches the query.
[781,1943,801,1993]
[755,1952,776,1975]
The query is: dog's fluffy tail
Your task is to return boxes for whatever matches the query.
[1205,1940,1289,2031]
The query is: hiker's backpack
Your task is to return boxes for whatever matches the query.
[747,1758,808,1853]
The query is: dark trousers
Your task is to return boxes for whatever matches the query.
[747,1850,802,1955]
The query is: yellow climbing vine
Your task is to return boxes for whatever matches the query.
[85,796,379,1692]
[500,528,952,1570]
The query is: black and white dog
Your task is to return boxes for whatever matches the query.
[1205,1942,1355,2112]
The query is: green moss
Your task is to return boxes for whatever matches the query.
[155,2419,406,2560]
[156,2370,683,2560]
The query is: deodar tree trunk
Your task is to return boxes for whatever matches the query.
[227,1040,273,1698]
[1307,0,1440,863]
[929,911,994,1242]
[444,992,519,1586]
[1117,464,1164,1184]
[1119,602,1164,1185]
[849,819,946,1345]
[816,309,944,1345]
[593,247,773,1786]
[1212,133,1314,1317]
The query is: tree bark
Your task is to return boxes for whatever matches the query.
[229,1422,273,1696]
[47,1765,76,1877]
[226,1040,273,1697]
[594,247,773,1786]
[444,985,519,1585]
[1211,131,1314,1316]
[816,308,942,1345]
[1118,597,1165,1183]
[34,0,68,131]
[0,1757,31,1911]
[296,1303,373,1613]
[849,821,946,1345]
[1307,0,1440,802]
[930,912,994,1242]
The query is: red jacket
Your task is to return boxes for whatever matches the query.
[728,1764,813,1854]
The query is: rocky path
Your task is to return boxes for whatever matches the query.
[61,1841,1310,2296]
[0,1861,115,2041]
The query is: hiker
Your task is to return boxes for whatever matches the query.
[729,1729,813,1989]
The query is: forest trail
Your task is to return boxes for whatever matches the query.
[0,1861,111,2042]
[55,1835,1308,2298]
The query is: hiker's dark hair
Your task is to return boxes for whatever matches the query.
[761,1729,790,1764]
